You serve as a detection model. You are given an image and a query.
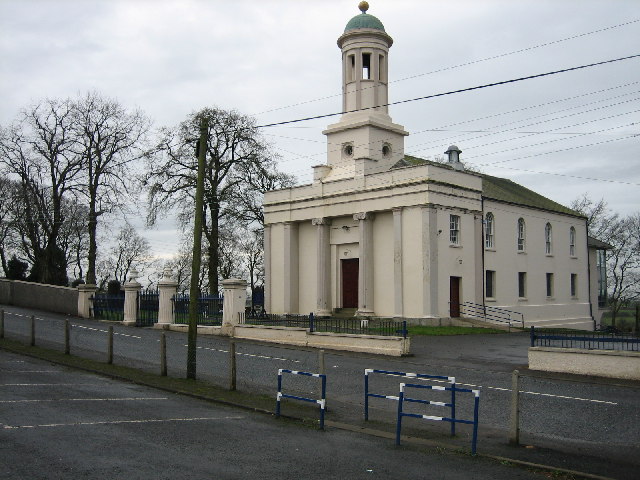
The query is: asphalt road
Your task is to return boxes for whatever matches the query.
[2,304,639,477]
[1,350,551,480]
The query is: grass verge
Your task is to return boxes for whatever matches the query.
[408,326,509,336]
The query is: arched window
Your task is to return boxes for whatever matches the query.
[569,227,576,256]
[545,223,553,255]
[517,218,525,251]
[485,213,494,249]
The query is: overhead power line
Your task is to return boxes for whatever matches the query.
[254,18,640,116]
[256,54,640,129]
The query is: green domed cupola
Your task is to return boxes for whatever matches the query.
[344,1,386,32]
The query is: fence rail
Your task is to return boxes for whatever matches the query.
[530,326,640,351]
[172,293,223,325]
[137,290,159,327]
[91,294,125,321]
[241,312,407,338]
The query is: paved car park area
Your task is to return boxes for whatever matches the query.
[1,349,555,480]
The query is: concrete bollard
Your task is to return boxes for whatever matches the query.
[30,315,35,346]
[160,333,167,376]
[107,326,114,364]
[65,320,70,355]
[509,369,521,445]
[229,340,237,391]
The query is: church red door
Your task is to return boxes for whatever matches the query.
[450,276,461,317]
[341,259,359,308]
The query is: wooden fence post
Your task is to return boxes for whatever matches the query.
[107,326,114,364]
[160,333,167,376]
[229,340,237,391]
[509,369,521,445]
[318,349,326,375]
[65,320,70,355]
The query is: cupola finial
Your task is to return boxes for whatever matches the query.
[358,1,369,14]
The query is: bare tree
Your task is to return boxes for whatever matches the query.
[0,99,83,285]
[96,223,154,290]
[571,195,640,325]
[72,92,151,286]
[145,107,288,294]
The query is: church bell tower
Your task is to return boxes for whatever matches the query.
[319,2,409,181]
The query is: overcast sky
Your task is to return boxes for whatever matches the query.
[1,0,638,262]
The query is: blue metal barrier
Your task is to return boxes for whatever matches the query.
[395,382,480,455]
[276,369,327,429]
[364,369,457,436]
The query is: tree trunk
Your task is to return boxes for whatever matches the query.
[208,204,219,295]
[86,207,98,285]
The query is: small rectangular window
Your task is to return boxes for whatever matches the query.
[486,270,496,298]
[570,274,577,297]
[450,215,460,245]
[362,53,371,80]
[518,272,526,298]
[546,273,554,297]
[347,54,355,82]
[378,54,386,82]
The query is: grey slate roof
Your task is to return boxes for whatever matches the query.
[395,155,583,218]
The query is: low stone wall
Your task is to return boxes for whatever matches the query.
[0,279,77,316]
[165,323,410,356]
[528,346,640,380]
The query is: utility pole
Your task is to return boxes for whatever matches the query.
[187,116,208,380]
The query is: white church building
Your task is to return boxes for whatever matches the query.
[263,3,605,330]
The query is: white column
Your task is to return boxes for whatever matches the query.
[283,222,299,314]
[222,278,248,326]
[122,270,141,326]
[354,212,374,316]
[263,225,272,313]
[77,283,97,318]
[393,208,403,318]
[155,267,178,328]
[313,218,332,317]
[422,206,439,318]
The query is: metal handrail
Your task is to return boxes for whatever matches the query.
[453,301,525,329]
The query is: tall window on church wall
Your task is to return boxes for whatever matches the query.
[450,215,460,245]
[569,227,576,256]
[517,218,526,251]
[485,213,494,249]
[545,223,553,255]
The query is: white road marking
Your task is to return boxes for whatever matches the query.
[71,324,141,339]
[0,397,168,404]
[385,373,618,405]
[0,383,110,387]
[2,312,140,338]
[3,415,245,430]
[6,370,62,373]
[186,345,301,363]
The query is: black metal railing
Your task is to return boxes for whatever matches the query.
[91,294,125,321]
[137,289,159,327]
[172,293,223,325]
[240,312,408,338]
[454,302,525,329]
[530,326,640,351]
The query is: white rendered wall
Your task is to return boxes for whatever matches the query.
[372,211,394,316]
[297,221,317,315]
